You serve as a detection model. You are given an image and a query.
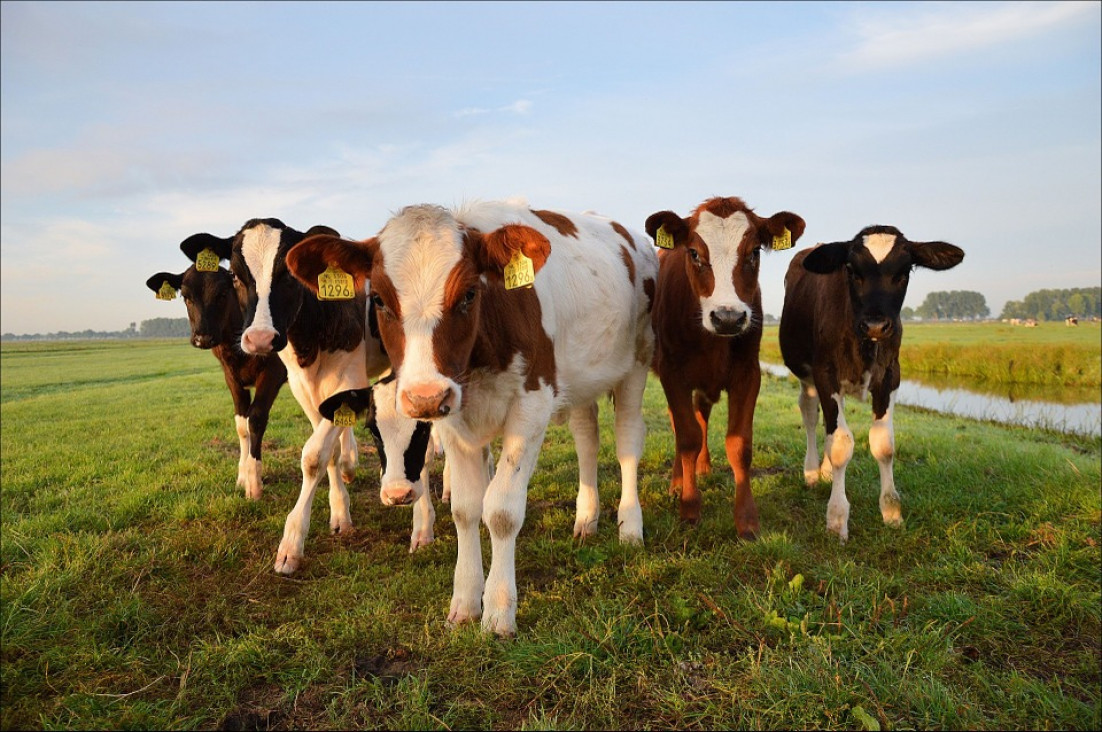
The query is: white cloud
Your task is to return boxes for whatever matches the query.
[453,99,533,118]
[840,1,1094,70]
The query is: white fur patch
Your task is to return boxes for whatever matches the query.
[240,224,283,333]
[694,211,751,330]
[863,233,897,264]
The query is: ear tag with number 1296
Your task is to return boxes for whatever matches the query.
[655,225,675,250]
[195,247,220,271]
[317,265,355,301]
[332,403,357,427]
[504,250,535,290]
[156,281,177,301]
[772,228,792,251]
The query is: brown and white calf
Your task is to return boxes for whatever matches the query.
[287,200,657,635]
[145,240,287,500]
[196,218,436,572]
[779,225,964,541]
[646,197,805,539]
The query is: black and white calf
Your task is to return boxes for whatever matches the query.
[779,225,964,540]
[319,378,438,552]
[145,240,286,499]
[195,217,431,573]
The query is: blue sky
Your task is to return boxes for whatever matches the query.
[2,0,1099,334]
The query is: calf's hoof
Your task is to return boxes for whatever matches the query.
[573,516,598,540]
[274,551,302,575]
[409,529,434,552]
[330,517,354,535]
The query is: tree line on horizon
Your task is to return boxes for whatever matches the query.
[997,287,1100,322]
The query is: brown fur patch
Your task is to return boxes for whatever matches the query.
[619,245,636,285]
[642,277,655,313]
[610,221,635,250]
[531,209,579,238]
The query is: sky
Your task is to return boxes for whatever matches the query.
[1,0,1099,334]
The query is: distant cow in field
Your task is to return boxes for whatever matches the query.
[1065,316,1079,326]
[645,197,805,539]
[195,218,437,572]
[145,240,287,500]
[287,200,657,635]
[779,225,964,541]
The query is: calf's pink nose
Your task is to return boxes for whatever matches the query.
[242,327,276,354]
[400,383,453,419]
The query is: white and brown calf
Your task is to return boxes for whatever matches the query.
[779,225,964,541]
[287,200,657,635]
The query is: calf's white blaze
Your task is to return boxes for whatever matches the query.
[379,207,464,405]
[863,232,897,264]
[239,225,282,342]
[694,211,751,330]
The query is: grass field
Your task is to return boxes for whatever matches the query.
[1,335,1099,730]
[759,321,1102,388]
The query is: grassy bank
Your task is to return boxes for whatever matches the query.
[2,340,1099,730]
[759,321,1102,387]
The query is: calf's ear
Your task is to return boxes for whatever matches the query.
[180,233,233,263]
[287,235,377,295]
[477,224,551,275]
[644,211,690,248]
[909,240,964,271]
[146,272,183,293]
[759,212,806,250]
[802,241,851,274]
[318,388,373,423]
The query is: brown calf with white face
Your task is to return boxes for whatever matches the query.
[779,225,964,541]
[646,197,805,538]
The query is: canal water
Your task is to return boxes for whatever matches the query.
[760,362,1101,438]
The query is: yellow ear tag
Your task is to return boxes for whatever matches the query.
[332,403,357,427]
[156,281,177,301]
[655,225,675,250]
[772,228,793,251]
[195,247,220,271]
[504,250,535,290]
[317,264,355,301]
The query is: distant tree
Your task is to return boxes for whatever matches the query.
[1000,287,1101,321]
[916,290,989,320]
[901,306,916,321]
[139,318,191,338]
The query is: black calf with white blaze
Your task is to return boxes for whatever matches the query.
[779,225,964,541]
[145,238,286,499]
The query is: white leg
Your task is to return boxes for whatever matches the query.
[338,427,359,484]
[481,411,548,636]
[826,394,854,542]
[869,392,902,527]
[275,420,343,574]
[244,457,262,501]
[234,415,252,494]
[409,446,436,551]
[570,403,601,539]
[798,381,823,486]
[326,446,353,535]
[445,438,490,626]
[613,365,648,544]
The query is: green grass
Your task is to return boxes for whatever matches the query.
[759,321,1102,388]
[2,339,1099,730]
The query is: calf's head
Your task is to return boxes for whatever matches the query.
[287,204,551,419]
[646,197,805,336]
[144,260,240,350]
[187,219,340,356]
[319,380,434,505]
[802,225,964,342]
